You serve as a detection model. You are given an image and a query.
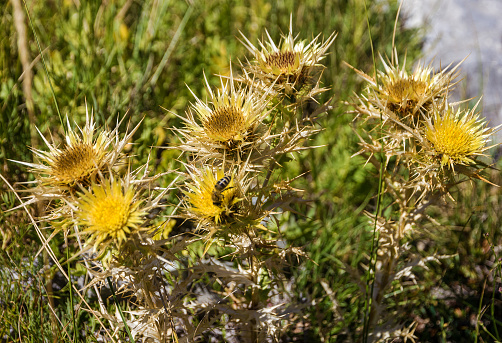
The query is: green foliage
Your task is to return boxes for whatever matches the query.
[0,6,32,182]
[412,163,502,342]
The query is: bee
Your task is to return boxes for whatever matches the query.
[211,175,232,207]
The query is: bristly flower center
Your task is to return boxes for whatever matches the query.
[77,180,145,252]
[86,194,130,234]
[429,120,479,161]
[425,107,489,168]
[53,143,101,183]
[387,79,427,104]
[203,105,246,141]
[265,51,299,74]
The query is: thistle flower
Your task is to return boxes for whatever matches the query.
[184,168,240,225]
[240,18,336,100]
[352,53,460,125]
[76,177,147,254]
[175,71,272,164]
[424,102,496,170]
[14,106,138,203]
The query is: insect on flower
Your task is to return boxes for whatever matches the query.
[211,175,232,207]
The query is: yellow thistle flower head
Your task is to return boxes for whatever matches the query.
[32,112,111,188]
[184,168,240,225]
[76,177,146,253]
[362,54,460,123]
[14,105,138,199]
[176,70,272,162]
[425,101,495,169]
[192,74,267,143]
[240,17,336,96]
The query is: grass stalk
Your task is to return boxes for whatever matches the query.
[361,0,383,341]
[107,276,135,342]
[22,0,64,131]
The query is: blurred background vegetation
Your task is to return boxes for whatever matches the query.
[1,0,500,341]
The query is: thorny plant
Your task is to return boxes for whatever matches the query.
[9,8,501,342]
[13,20,336,342]
[347,49,500,342]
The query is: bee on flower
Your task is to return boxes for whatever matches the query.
[182,164,279,240]
[211,175,232,207]
[184,167,240,226]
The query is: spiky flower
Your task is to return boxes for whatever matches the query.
[14,106,137,201]
[184,168,240,225]
[176,71,272,163]
[29,116,110,188]
[425,102,496,169]
[356,54,460,125]
[240,19,336,99]
[76,178,146,254]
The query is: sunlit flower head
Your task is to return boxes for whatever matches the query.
[76,178,146,253]
[176,71,272,162]
[425,102,496,169]
[14,105,137,199]
[33,115,111,188]
[184,168,240,225]
[358,54,460,125]
[240,18,336,98]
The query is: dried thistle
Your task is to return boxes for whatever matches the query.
[349,49,501,339]
[240,17,336,102]
[68,20,336,343]
[349,52,461,128]
[174,70,273,166]
[12,106,139,214]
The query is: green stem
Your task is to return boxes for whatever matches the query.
[107,276,135,342]
[361,0,383,340]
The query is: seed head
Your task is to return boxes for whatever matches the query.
[176,71,272,164]
[13,105,138,206]
[354,54,461,126]
[30,113,113,190]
